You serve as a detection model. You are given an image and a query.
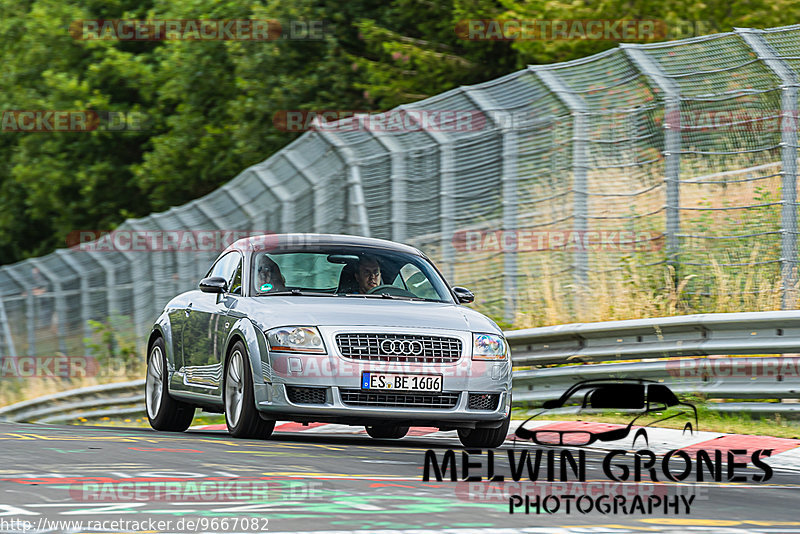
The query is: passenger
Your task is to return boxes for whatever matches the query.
[256,255,286,292]
[354,255,382,293]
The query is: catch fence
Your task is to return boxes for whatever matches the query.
[2,25,800,360]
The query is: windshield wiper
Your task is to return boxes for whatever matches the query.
[337,293,444,302]
[260,289,335,297]
[336,292,405,300]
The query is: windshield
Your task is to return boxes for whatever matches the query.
[251,246,453,302]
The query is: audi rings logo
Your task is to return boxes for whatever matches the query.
[380,339,424,356]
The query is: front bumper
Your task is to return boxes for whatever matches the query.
[253,326,512,428]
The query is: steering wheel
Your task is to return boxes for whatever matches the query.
[366,284,417,298]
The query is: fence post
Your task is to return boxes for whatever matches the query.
[124,219,166,345]
[85,251,118,326]
[283,149,329,234]
[463,84,518,324]
[355,118,408,242]
[3,266,35,356]
[253,164,294,234]
[0,297,17,360]
[56,250,92,357]
[28,258,67,355]
[394,105,456,280]
[313,125,372,238]
[623,46,682,274]
[737,28,799,309]
[535,69,589,310]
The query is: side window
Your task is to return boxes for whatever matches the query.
[206,252,241,293]
[229,262,243,295]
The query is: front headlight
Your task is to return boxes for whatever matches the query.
[266,326,326,354]
[472,333,507,360]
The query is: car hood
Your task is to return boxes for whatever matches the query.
[235,296,502,334]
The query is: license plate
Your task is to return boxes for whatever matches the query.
[361,372,442,393]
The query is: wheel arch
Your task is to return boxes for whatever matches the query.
[148,312,176,370]
[223,319,266,387]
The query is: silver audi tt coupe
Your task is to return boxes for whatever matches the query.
[145,234,512,447]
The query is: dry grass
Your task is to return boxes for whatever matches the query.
[0,362,144,407]
[505,255,787,329]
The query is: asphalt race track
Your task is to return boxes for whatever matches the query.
[1,422,799,534]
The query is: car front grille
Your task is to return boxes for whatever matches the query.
[286,386,327,405]
[340,388,459,409]
[468,393,500,411]
[336,333,462,363]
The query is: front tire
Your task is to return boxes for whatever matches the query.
[365,424,409,439]
[225,341,275,439]
[457,415,510,448]
[146,337,195,432]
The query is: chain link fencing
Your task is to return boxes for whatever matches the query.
[1,25,800,365]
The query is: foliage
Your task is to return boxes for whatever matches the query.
[2,0,800,264]
[83,315,141,374]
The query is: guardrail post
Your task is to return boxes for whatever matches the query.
[623,46,682,274]
[535,69,589,311]
[736,28,799,309]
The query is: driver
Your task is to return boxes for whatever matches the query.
[354,255,382,293]
[256,254,286,292]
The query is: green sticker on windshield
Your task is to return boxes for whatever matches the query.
[260,283,273,291]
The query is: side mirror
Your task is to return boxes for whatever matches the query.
[452,286,474,304]
[199,276,228,294]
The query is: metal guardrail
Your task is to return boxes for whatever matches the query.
[2,311,800,423]
[506,311,800,365]
[0,379,145,423]
[506,311,800,413]
[512,357,800,406]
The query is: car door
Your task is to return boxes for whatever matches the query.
[182,251,241,391]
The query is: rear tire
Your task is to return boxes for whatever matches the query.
[225,341,275,439]
[146,337,195,432]
[365,424,409,439]
[458,415,510,448]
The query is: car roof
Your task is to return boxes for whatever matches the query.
[223,233,425,257]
